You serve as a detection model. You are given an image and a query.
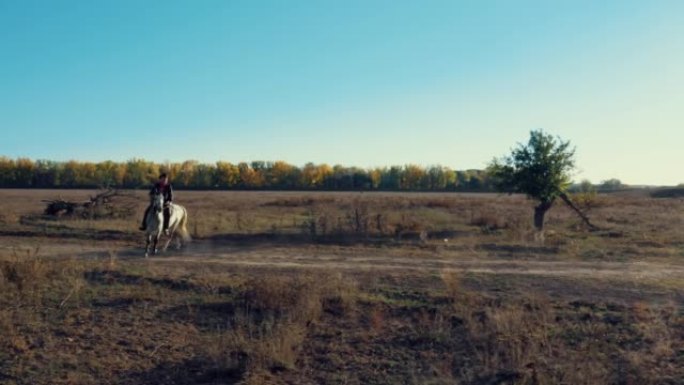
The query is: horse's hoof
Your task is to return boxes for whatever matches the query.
[144,253,149,258]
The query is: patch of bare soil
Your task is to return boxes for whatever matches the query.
[7,235,684,282]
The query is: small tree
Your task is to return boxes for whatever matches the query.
[599,178,623,192]
[488,130,594,232]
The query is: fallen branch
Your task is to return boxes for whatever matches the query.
[560,193,599,231]
[43,188,136,219]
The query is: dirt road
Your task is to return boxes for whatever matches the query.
[4,236,684,283]
[154,246,684,280]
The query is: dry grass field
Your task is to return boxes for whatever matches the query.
[0,189,683,384]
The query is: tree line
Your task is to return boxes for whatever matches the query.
[0,157,494,191]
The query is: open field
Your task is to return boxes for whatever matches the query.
[1,189,683,384]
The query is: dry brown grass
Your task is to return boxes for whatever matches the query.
[0,189,682,384]
[3,189,683,258]
[0,250,682,384]
[0,249,363,384]
[440,270,683,385]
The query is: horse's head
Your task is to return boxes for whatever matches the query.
[151,191,165,213]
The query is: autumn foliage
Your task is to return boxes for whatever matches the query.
[0,157,493,191]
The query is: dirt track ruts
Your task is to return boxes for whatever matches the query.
[4,237,683,281]
[139,241,684,281]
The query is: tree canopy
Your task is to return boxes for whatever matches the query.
[487,129,575,204]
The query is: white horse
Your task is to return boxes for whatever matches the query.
[144,192,191,257]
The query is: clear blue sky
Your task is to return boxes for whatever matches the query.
[1,1,682,185]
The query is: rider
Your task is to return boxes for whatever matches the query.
[139,173,174,234]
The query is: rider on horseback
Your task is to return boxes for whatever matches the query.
[139,173,174,234]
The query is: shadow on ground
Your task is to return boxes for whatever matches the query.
[121,358,246,385]
[203,229,469,247]
[84,269,235,295]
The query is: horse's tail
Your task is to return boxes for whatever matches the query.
[178,207,192,243]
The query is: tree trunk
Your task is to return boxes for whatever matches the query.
[533,201,553,231]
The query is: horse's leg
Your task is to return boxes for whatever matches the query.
[162,230,173,252]
[162,220,180,251]
[175,230,182,250]
[144,234,151,257]
[173,220,183,250]
[153,233,160,255]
